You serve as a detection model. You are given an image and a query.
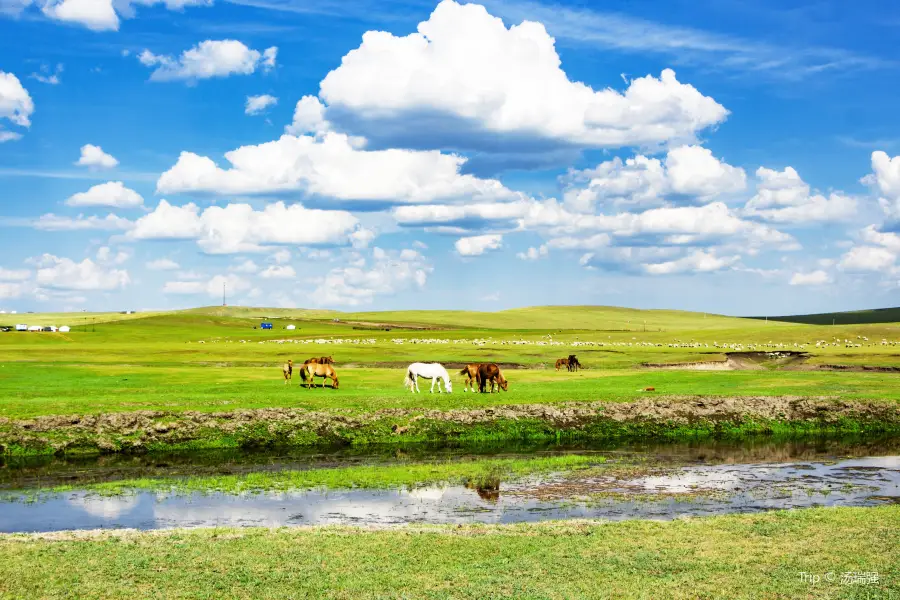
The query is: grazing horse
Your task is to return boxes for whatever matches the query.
[305,355,334,365]
[405,362,452,393]
[300,362,339,389]
[567,354,582,372]
[478,363,508,393]
[282,359,293,384]
[459,363,482,392]
[555,357,569,371]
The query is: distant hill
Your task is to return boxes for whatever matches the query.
[749,307,900,325]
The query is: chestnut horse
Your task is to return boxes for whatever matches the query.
[300,362,339,389]
[555,357,569,371]
[459,363,481,392]
[282,359,293,384]
[305,356,334,365]
[478,363,508,393]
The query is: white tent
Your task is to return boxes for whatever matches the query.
[15,324,27,331]
[59,326,70,333]
[28,325,41,332]
[286,324,296,330]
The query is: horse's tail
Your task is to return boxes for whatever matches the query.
[403,368,412,388]
[459,366,469,375]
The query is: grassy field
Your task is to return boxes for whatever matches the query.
[3,363,900,419]
[1,506,896,599]
[2,305,900,454]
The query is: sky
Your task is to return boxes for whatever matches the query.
[2,0,900,316]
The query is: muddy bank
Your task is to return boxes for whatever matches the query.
[2,396,899,456]
[786,363,900,373]
[643,351,812,371]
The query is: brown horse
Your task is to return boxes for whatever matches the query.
[459,363,481,392]
[282,359,293,384]
[300,362,339,389]
[567,355,582,372]
[478,363,508,393]
[304,355,334,365]
[555,357,569,371]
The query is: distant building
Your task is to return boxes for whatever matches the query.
[15,324,27,332]
[28,325,41,332]
[59,326,71,333]
[286,324,296,330]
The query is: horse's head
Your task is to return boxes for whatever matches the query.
[326,355,334,363]
[445,378,453,393]
[499,379,509,391]
[332,375,339,389]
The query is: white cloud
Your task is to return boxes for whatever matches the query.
[245,94,277,115]
[230,259,259,273]
[455,234,502,256]
[146,258,180,271]
[76,144,118,169]
[311,247,431,306]
[26,0,210,31]
[33,213,132,231]
[42,0,119,31]
[516,245,548,260]
[157,132,517,203]
[271,249,291,264]
[128,200,201,239]
[864,151,900,219]
[860,225,900,253]
[286,95,331,135]
[65,181,143,208]
[562,145,745,212]
[0,71,34,141]
[96,246,130,265]
[30,63,63,85]
[139,40,278,82]
[789,270,832,286]
[130,200,361,254]
[318,0,727,149]
[163,274,250,297]
[0,267,30,281]
[837,245,896,273]
[34,255,130,291]
[643,249,739,275]
[260,265,296,279]
[0,282,26,299]
[542,201,797,249]
[481,291,500,301]
[743,166,856,223]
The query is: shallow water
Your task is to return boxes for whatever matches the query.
[1,437,898,533]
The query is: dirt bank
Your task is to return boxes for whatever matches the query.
[2,396,898,456]
[643,351,811,371]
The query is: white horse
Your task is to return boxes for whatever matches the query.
[404,362,453,393]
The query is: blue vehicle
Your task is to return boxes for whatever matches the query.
[260,322,273,330]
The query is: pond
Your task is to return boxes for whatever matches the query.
[1,436,897,533]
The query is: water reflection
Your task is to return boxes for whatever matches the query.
[1,455,896,533]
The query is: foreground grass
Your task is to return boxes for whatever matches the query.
[8,454,601,497]
[0,506,896,599]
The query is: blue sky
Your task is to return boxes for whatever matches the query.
[2,0,900,316]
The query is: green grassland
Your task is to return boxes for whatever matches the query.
[2,305,900,454]
[1,506,896,599]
